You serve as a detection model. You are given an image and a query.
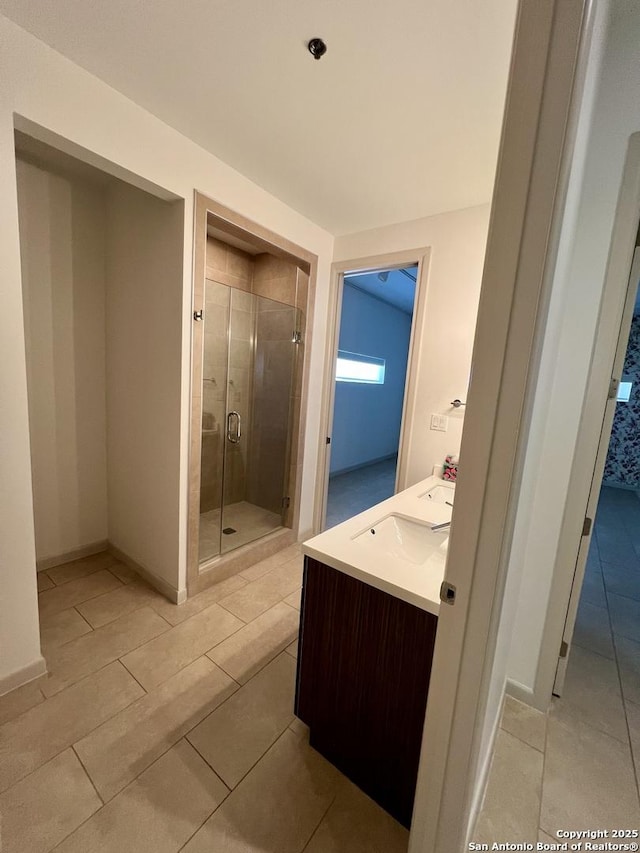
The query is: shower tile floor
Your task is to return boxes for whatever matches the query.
[199,501,282,562]
[1,546,409,852]
[325,456,397,529]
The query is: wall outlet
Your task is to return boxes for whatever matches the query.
[430,414,448,432]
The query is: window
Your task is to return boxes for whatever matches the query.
[335,350,386,384]
[617,380,633,402]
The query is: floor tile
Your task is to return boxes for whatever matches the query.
[36,572,54,592]
[238,544,302,583]
[207,601,299,684]
[39,607,92,651]
[289,716,309,739]
[219,558,302,622]
[42,607,169,697]
[572,599,614,659]
[77,579,166,628]
[602,560,640,602]
[500,695,546,752]
[151,574,247,626]
[286,639,298,658]
[38,570,122,620]
[614,634,640,706]
[0,679,44,726]
[609,593,640,643]
[55,740,229,853]
[284,588,301,610]
[473,729,543,845]
[539,830,558,845]
[181,729,340,853]
[305,778,408,853]
[74,656,237,801]
[0,661,143,793]
[551,644,628,742]
[625,699,640,772]
[0,748,101,853]
[46,552,117,585]
[596,527,640,569]
[187,652,295,788]
[107,561,138,584]
[326,458,397,529]
[580,564,607,608]
[540,715,640,834]
[121,604,243,691]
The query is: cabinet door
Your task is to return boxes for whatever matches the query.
[295,557,438,827]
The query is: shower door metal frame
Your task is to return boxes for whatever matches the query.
[188,191,318,597]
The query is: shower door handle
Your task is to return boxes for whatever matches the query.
[227,411,241,444]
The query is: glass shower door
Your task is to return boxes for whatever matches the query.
[198,279,230,564]
[220,291,299,554]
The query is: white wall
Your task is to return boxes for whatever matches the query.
[330,284,412,474]
[16,158,108,564]
[333,205,491,485]
[105,182,184,593]
[0,13,333,688]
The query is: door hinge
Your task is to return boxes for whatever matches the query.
[292,330,302,344]
[326,436,331,445]
[440,580,457,606]
[193,309,203,322]
[582,516,592,537]
[608,377,619,399]
[560,640,569,658]
[282,496,291,509]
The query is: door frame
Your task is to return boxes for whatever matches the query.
[313,247,430,534]
[188,191,318,596]
[408,0,591,849]
[536,139,640,702]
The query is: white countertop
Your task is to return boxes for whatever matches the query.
[302,475,454,616]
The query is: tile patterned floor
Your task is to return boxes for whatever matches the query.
[325,457,397,529]
[474,486,640,845]
[0,548,408,853]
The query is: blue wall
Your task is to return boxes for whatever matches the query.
[330,284,413,475]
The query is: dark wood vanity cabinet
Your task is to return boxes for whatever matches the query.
[294,556,438,828]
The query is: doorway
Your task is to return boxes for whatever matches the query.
[325,266,417,528]
[554,247,640,696]
[317,252,427,533]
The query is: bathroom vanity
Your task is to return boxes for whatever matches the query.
[294,476,454,828]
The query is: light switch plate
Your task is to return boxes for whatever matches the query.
[430,414,448,432]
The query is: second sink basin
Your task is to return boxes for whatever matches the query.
[352,513,447,566]
[419,483,455,504]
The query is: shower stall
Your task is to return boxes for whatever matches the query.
[198,278,301,564]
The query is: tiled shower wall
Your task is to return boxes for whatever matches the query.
[604,314,640,488]
[202,237,305,524]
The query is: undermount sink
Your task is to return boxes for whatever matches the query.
[419,484,455,504]
[352,514,447,565]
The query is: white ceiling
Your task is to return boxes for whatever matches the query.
[0,0,517,235]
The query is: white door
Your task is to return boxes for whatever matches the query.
[553,248,640,694]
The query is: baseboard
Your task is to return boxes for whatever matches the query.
[466,691,505,845]
[107,543,183,604]
[0,655,47,698]
[329,453,397,478]
[506,677,546,712]
[36,539,109,572]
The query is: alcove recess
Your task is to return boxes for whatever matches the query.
[188,192,317,595]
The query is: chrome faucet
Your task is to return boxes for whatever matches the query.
[431,520,451,532]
